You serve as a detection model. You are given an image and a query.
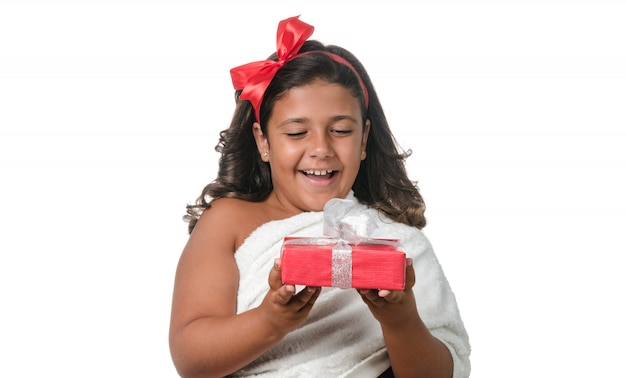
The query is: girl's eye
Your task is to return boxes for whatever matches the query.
[286,131,307,137]
[332,129,353,135]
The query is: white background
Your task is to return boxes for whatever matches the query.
[1,1,625,377]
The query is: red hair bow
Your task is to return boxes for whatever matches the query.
[230,16,368,122]
[230,16,313,122]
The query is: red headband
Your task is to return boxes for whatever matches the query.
[230,16,369,122]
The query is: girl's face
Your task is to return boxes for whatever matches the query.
[253,80,370,214]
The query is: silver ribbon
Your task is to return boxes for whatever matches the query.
[323,198,378,243]
[331,241,352,288]
[323,198,378,288]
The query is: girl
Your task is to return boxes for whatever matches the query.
[169,16,470,378]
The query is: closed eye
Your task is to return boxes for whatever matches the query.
[331,129,353,136]
[286,131,307,138]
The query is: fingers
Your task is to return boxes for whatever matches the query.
[269,259,321,308]
[359,288,398,305]
[379,290,402,303]
[359,259,416,306]
[275,285,321,308]
[270,259,296,305]
[405,257,416,288]
[261,260,322,335]
[268,258,284,291]
[296,286,321,311]
[377,259,415,302]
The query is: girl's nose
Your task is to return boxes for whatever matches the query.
[308,132,333,158]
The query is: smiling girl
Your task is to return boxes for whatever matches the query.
[169,16,470,378]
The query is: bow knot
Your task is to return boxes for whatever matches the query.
[230,16,314,122]
[323,197,378,244]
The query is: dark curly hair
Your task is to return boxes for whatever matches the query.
[184,40,426,234]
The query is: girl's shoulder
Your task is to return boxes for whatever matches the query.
[206,196,259,214]
[197,197,277,251]
[206,197,277,221]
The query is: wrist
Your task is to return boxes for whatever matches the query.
[255,306,289,342]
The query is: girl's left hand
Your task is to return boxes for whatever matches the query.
[358,258,417,325]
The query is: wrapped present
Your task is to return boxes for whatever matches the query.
[280,198,407,290]
[280,237,406,290]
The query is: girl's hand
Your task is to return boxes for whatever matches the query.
[259,258,321,337]
[358,258,418,326]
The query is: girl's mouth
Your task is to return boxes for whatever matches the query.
[301,169,336,179]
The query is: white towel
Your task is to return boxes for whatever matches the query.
[232,192,471,377]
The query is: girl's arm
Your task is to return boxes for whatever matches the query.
[359,259,454,378]
[169,200,320,378]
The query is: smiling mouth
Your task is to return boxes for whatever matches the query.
[301,169,336,178]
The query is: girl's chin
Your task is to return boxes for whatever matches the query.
[302,193,349,211]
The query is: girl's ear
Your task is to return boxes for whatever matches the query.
[361,119,371,160]
[253,122,269,162]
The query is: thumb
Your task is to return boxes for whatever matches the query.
[268,258,285,290]
[404,258,416,289]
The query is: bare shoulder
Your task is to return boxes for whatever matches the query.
[171,197,267,323]
[171,200,252,324]
[194,197,276,251]
[203,197,262,220]
[170,196,287,326]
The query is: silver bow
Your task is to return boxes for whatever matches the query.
[322,198,378,243]
[322,198,378,288]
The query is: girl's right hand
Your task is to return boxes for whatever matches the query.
[259,258,321,337]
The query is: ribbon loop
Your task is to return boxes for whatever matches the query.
[323,198,378,244]
[230,16,313,122]
[276,16,314,59]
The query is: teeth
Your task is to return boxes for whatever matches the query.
[304,169,333,176]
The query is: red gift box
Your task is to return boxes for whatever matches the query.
[280,236,406,290]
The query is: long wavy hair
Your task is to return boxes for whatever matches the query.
[184,40,426,234]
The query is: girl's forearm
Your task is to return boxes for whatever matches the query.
[170,308,284,378]
[381,316,453,378]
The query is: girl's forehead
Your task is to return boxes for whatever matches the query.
[270,82,362,121]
